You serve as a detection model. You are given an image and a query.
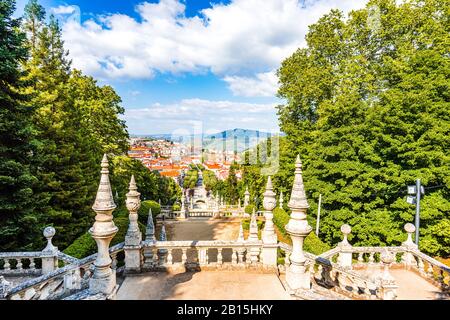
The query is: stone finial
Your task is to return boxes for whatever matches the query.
[402,223,417,248]
[42,226,57,253]
[92,154,117,215]
[146,208,155,241]
[237,222,245,242]
[339,224,352,247]
[263,176,276,211]
[159,224,167,242]
[244,186,250,196]
[0,276,11,299]
[248,208,259,242]
[244,186,250,207]
[285,154,313,291]
[287,155,309,210]
[89,154,118,295]
[125,175,142,247]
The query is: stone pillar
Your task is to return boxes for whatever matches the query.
[378,250,398,300]
[337,224,353,269]
[247,208,260,264]
[41,226,58,275]
[213,195,220,218]
[179,191,187,220]
[157,224,168,266]
[143,208,156,270]
[89,154,118,296]
[279,191,284,209]
[285,155,313,291]
[401,223,418,268]
[261,176,278,267]
[124,175,143,273]
[244,187,250,207]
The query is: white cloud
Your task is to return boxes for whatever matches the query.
[223,71,279,97]
[51,5,78,15]
[61,0,367,96]
[123,98,279,134]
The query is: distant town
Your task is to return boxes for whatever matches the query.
[128,136,242,183]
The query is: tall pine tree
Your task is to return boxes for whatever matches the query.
[0,0,41,250]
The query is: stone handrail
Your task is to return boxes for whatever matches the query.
[142,240,263,270]
[278,242,381,299]
[409,249,450,292]
[3,243,125,300]
[1,252,47,275]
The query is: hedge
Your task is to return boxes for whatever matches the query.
[138,200,160,225]
[273,207,330,255]
[244,204,256,215]
[63,214,146,259]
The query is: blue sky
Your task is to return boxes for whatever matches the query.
[14,0,368,135]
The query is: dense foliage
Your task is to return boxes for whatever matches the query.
[0,0,179,252]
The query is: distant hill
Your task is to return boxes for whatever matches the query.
[202,128,280,153]
[131,128,283,153]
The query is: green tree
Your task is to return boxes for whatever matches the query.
[0,0,41,250]
[275,0,450,256]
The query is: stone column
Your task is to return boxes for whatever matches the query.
[89,154,118,296]
[401,223,418,268]
[378,250,398,300]
[124,175,143,273]
[247,208,260,264]
[337,224,353,269]
[285,155,312,291]
[213,194,220,218]
[179,191,187,220]
[41,226,58,275]
[244,187,250,207]
[261,176,278,267]
[143,208,156,270]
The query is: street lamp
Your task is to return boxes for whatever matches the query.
[406,179,425,245]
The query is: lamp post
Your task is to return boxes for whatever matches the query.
[406,179,424,245]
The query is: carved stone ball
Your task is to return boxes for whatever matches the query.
[43,226,56,239]
[404,223,416,234]
[340,224,351,235]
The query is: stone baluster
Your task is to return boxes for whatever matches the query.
[217,248,223,265]
[378,250,398,300]
[316,264,323,280]
[16,258,23,271]
[41,226,58,275]
[401,223,419,269]
[232,249,238,265]
[418,258,425,274]
[427,263,434,278]
[369,252,375,264]
[4,259,10,271]
[285,252,291,267]
[152,248,158,265]
[89,154,118,296]
[285,155,313,290]
[111,253,118,270]
[167,249,173,265]
[182,248,188,264]
[29,258,35,271]
[262,176,278,268]
[337,224,353,269]
[124,175,143,273]
[357,253,364,265]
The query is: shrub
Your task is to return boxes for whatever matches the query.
[244,204,255,215]
[63,216,146,259]
[172,203,181,211]
[273,207,330,255]
[138,200,160,225]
